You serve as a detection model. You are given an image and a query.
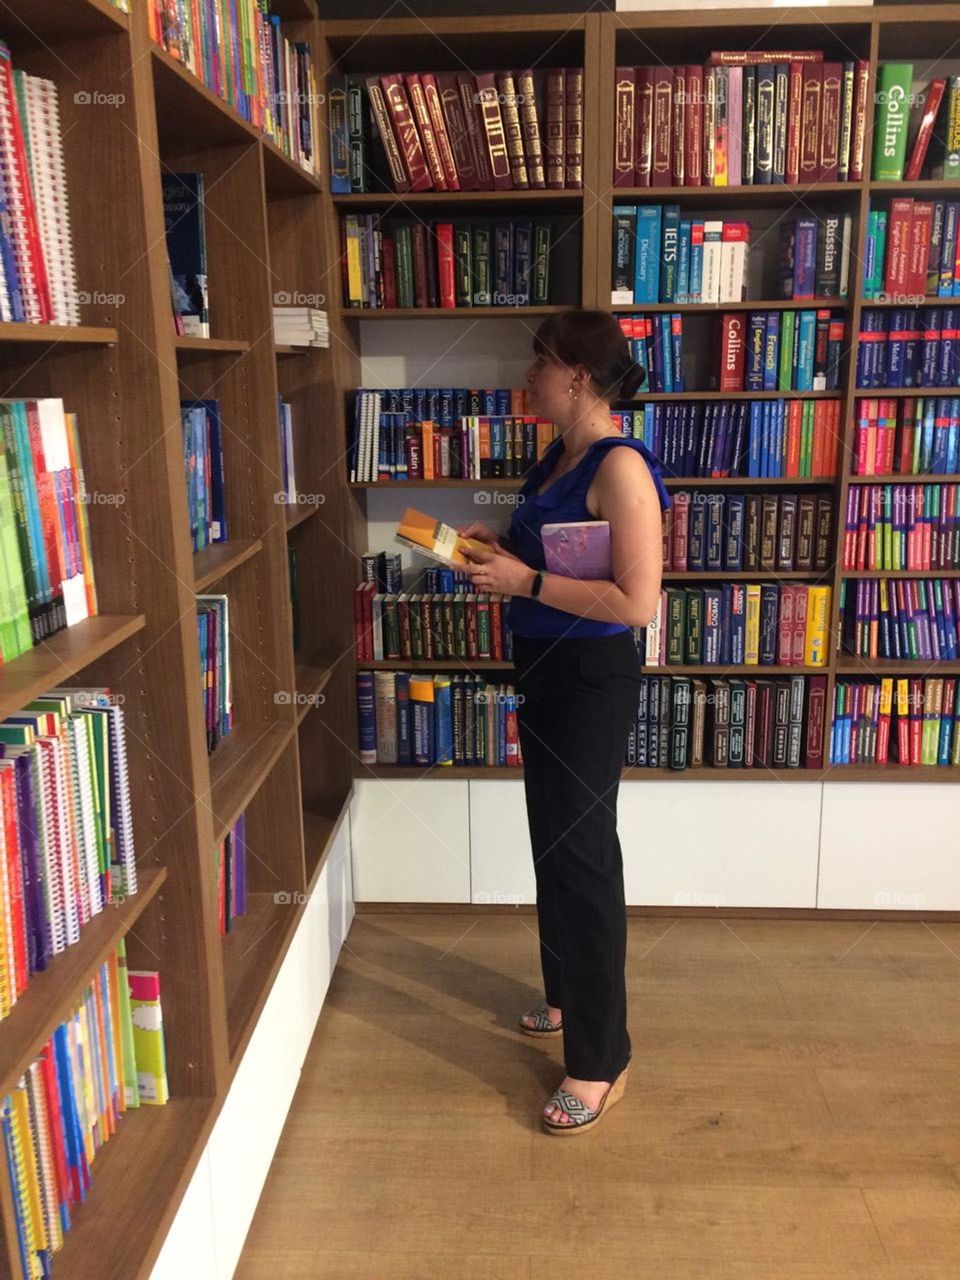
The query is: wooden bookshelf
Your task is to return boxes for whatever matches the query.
[3,5,959,1277]
[0,2,353,1275]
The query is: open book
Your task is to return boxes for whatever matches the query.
[541,520,612,580]
[395,507,489,568]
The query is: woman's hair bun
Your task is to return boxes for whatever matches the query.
[619,359,646,400]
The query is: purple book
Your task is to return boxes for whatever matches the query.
[542,521,612,579]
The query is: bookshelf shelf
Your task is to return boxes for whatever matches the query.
[262,136,323,196]
[151,45,258,148]
[338,305,570,322]
[860,297,952,308]
[209,722,297,846]
[294,659,336,724]
[841,569,960,579]
[661,570,829,582]
[0,321,120,346]
[611,298,850,314]
[847,473,960,483]
[331,190,585,207]
[361,659,514,670]
[11,0,126,40]
[0,615,147,721]
[285,502,321,530]
[869,179,960,194]
[358,659,829,676]
[609,182,857,203]
[625,390,840,402]
[193,538,263,590]
[349,478,525,489]
[0,867,167,1097]
[359,764,832,782]
[835,658,960,674]
[664,476,838,488]
[175,336,250,354]
[856,387,960,397]
[275,344,310,356]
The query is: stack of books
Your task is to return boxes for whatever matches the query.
[0,44,80,324]
[196,595,232,753]
[272,306,329,348]
[2,941,169,1277]
[181,399,226,552]
[831,677,960,767]
[0,398,98,660]
[329,67,583,194]
[613,52,870,186]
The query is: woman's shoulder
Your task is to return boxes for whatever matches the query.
[590,436,672,510]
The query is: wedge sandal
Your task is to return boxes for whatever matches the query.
[542,1065,629,1136]
[517,1001,563,1037]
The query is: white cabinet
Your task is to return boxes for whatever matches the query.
[468,778,535,905]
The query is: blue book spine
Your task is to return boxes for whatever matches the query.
[794,218,818,298]
[763,312,780,391]
[719,583,733,664]
[939,307,959,386]
[634,206,662,303]
[661,315,674,392]
[932,399,949,473]
[434,678,452,764]
[759,585,779,663]
[396,673,412,764]
[774,399,785,475]
[942,203,960,296]
[947,397,960,471]
[677,221,691,303]
[357,672,378,759]
[650,314,664,391]
[644,403,655,451]
[887,308,907,388]
[746,313,765,390]
[689,222,704,303]
[903,307,921,386]
[724,495,745,570]
[748,401,762,477]
[661,205,680,302]
[495,388,511,414]
[760,400,771,478]
[795,310,816,391]
[920,308,941,387]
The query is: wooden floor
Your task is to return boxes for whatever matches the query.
[236,911,960,1279]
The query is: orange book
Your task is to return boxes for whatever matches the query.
[395,507,488,568]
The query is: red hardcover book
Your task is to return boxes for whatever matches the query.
[381,235,397,308]
[792,586,809,665]
[545,68,566,189]
[671,491,690,569]
[565,66,584,189]
[409,223,428,307]
[614,66,636,186]
[905,78,947,181]
[671,66,686,186]
[799,62,822,182]
[719,313,746,390]
[380,73,432,191]
[437,72,478,190]
[777,583,796,664]
[435,222,456,308]
[909,202,935,296]
[0,51,52,321]
[685,65,703,186]
[884,198,915,295]
[850,60,871,182]
[786,60,804,184]
[458,74,493,190]
[405,73,447,190]
[490,594,503,660]
[651,66,673,187]
[819,62,842,181]
[633,66,654,188]
[709,50,823,66]
[475,72,512,189]
[421,73,460,190]
[804,675,827,767]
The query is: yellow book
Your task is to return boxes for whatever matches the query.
[128,970,169,1105]
[744,584,762,664]
[421,421,435,481]
[395,507,488,569]
[12,1087,46,1259]
[804,585,831,667]
[344,214,363,306]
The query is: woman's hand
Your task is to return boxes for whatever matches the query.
[463,542,535,597]
[456,520,501,547]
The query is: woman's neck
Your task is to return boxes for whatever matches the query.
[559,406,619,458]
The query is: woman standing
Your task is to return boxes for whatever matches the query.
[461,309,671,1135]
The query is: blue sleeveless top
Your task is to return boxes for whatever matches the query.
[506,435,672,639]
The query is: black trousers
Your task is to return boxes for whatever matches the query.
[512,628,642,1082]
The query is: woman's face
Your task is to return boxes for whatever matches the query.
[523,350,580,422]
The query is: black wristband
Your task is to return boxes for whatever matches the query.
[530,570,545,599]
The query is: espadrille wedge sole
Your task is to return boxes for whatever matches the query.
[542,1066,629,1135]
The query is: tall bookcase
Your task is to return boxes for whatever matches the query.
[0,0,354,1275]
[2,4,959,1278]
[336,6,960,785]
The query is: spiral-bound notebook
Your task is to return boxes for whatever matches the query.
[541,520,613,580]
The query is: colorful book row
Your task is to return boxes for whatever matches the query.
[830,677,960,767]
[857,307,960,390]
[357,671,522,767]
[863,199,960,302]
[340,214,553,310]
[614,399,841,479]
[354,583,513,664]
[0,399,97,662]
[196,595,232,754]
[613,54,869,187]
[2,940,168,1280]
[328,67,583,193]
[640,583,832,669]
[149,2,320,173]
[839,576,960,661]
[843,483,960,570]
[853,397,960,476]
[715,309,844,393]
[0,687,137,1019]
